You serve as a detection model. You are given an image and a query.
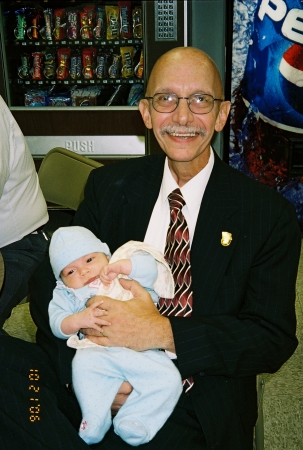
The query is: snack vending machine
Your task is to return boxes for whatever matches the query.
[0,0,188,160]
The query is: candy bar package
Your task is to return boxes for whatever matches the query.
[106,5,120,40]
[40,8,53,40]
[18,53,30,79]
[95,52,110,79]
[66,9,79,40]
[132,6,142,39]
[26,9,42,40]
[119,1,132,39]
[82,47,97,79]
[70,51,82,80]
[93,6,106,39]
[120,46,134,78]
[71,85,102,106]
[56,47,71,80]
[79,5,95,40]
[31,52,44,80]
[108,54,121,78]
[44,50,56,80]
[134,49,144,78]
[53,8,66,41]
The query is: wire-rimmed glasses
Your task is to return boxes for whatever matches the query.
[145,92,223,115]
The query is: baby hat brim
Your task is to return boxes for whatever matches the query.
[49,226,111,280]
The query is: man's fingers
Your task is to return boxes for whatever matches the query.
[118,278,151,299]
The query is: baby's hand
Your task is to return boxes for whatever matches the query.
[100,259,132,287]
[100,264,118,286]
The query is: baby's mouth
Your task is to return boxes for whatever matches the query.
[85,276,97,285]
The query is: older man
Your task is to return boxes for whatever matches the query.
[1,47,301,450]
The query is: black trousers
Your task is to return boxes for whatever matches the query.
[0,335,207,450]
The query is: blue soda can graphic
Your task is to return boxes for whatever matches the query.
[241,0,303,133]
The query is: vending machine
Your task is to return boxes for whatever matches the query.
[0,0,228,161]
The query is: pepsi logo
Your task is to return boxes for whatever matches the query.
[279,43,303,114]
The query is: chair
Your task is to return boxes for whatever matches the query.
[38,147,103,235]
[38,147,102,211]
[254,374,266,450]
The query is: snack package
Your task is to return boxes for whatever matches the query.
[46,92,72,106]
[31,52,44,80]
[25,89,47,106]
[79,6,95,40]
[44,50,56,80]
[14,12,26,40]
[95,52,110,79]
[106,5,120,40]
[27,10,42,40]
[82,47,97,79]
[93,6,106,39]
[134,48,144,78]
[132,7,142,39]
[53,8,66,41]
[40,8,53,40]
[56,48,71,80]
[70,51,82,80]
[108,54,121,78]
[67,9,79,40]
[127,84,144,106]
[118,1,132,39]
[71,86,102,106]
[18,54,30,79]
[120,46,134,78]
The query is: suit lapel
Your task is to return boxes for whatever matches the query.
[191,155,240,315]
[117,156,165,243]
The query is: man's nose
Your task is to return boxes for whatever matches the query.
[172,98,193,123]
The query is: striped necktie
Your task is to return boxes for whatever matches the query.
[158,188,194,392]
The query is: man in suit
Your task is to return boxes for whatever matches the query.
[0,47,301,450]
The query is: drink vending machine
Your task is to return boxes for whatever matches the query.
[0,0,188,160]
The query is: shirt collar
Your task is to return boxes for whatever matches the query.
[160,148,214,216]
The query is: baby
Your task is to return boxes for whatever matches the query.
[48,226,182,446]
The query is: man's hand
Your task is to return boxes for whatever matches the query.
[81,279,176,353]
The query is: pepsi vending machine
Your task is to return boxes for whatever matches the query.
[227,0,303,226]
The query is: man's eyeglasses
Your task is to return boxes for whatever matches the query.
[145,92,223,115]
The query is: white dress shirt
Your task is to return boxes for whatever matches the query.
[144,148,214,251]
[144,149,214,358]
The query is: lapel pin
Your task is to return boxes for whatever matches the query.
[221,231,232,247]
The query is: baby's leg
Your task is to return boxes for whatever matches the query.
[112,348,182,446]
[72,348,123,445]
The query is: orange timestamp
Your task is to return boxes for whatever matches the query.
[29,369,40,422]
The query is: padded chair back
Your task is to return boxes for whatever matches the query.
[38,147,102,210]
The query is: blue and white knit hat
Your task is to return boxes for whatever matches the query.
[49,226,111,280]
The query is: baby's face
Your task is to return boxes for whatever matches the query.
[61,252,108,289]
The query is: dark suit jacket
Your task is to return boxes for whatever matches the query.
[30,152,301,450]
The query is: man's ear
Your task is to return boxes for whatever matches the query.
[215,101,231,132]
[139,99,153,130]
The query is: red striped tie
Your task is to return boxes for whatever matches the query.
[158,188,194,392]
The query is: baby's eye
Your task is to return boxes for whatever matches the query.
[86,257,93,263]
[67,269,75,276]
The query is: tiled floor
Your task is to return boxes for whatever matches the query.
[262,245,303,449]
[4,243,303,449]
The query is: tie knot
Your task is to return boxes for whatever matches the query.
[168,188,186,212]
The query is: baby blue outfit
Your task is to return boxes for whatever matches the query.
[48,227,182,446]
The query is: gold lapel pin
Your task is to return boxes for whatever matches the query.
[221,231,232,247]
